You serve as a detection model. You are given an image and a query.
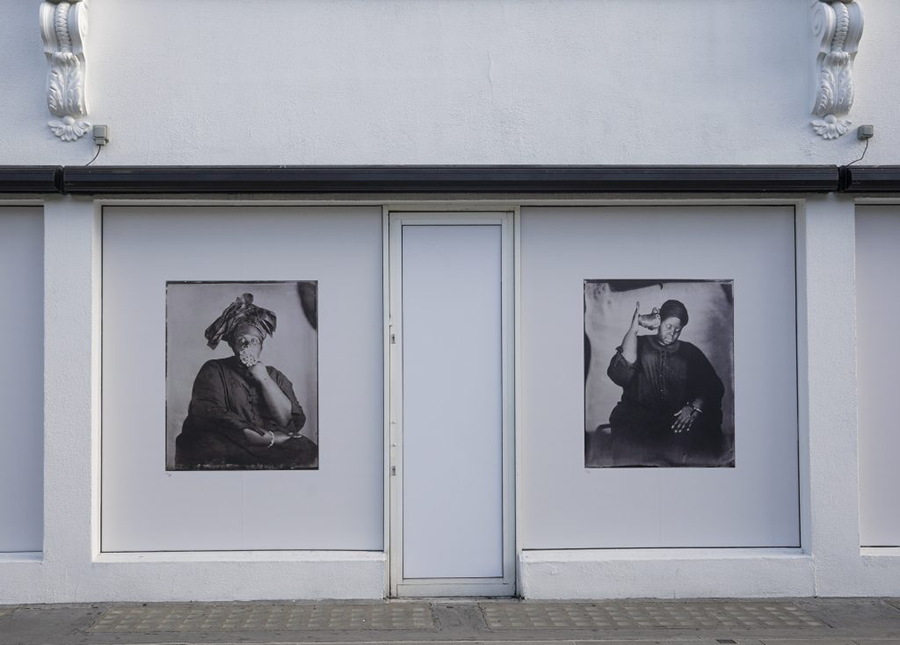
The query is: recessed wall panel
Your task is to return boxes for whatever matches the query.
[857,206,900,547]
[520,206,799,548]
[101,206,383,552]
[0,207,43,553]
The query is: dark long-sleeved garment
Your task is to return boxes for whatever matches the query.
[605,335,727,467]
[175,357,317,469]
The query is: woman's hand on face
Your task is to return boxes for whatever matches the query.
[243,427,273,446]
[247,361,269,383]
[671,405,697,433]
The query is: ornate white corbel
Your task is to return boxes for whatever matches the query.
[40,0,90,142]
[810,0,864,139]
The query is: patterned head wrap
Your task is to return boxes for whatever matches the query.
[204,293,277,349]
[659,299,689,327]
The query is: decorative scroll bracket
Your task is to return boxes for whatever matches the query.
[40,0,90,142]
[810,0,864,140]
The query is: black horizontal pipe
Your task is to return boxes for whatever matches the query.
[0,166,62,193]
[5,165,900,195]
[61,165,840,194]
[841,166,900,193]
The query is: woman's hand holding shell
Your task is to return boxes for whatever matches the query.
[242,427,273,446]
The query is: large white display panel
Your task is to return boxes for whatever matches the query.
[856,206,900,547]
[0,208,43,552]
[521,206,799,548]
[102,206,384,551]
[401,225,504,579]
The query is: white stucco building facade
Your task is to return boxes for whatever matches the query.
[1,0,899,603]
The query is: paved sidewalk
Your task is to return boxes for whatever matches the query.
[2,598,900,645]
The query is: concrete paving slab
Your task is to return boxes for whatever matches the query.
[480,603,824,631]
[3,599,900,645]
[431,603,490,633]
[88,604,436,633]
[792,600,900,632]
[757,640,856,645]
[0,641,788,645]
[573,640,683,645]
[0,606,103,645]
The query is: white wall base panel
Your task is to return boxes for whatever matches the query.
[858,551,900,596]
[0,554,44,605]
[519,550,814,599]
[0,552,385,604]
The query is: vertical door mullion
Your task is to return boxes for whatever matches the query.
[388,216,404,597]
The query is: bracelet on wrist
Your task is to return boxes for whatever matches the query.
[266,431,276,448]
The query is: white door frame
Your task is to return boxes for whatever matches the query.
[386,210,516,598]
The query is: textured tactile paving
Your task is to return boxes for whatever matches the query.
[480,602,826,630]
[89,603,434,633]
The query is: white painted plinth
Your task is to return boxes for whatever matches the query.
[519,549,814,599]
[89,551,386,602]
[0,551,385,604]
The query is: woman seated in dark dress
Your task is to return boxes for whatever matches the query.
[175,293,318,470]
[605,299,726,467]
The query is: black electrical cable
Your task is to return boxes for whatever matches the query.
[846,138,870,167]
[85,145,102,166]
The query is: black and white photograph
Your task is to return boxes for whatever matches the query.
[584,279,735,468]
[166,281,319,471]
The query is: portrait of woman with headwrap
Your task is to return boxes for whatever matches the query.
[585,280,734,468]
[174,290,318,470]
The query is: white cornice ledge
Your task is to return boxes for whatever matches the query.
[40,0,90,142]
[810,0,864,140]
